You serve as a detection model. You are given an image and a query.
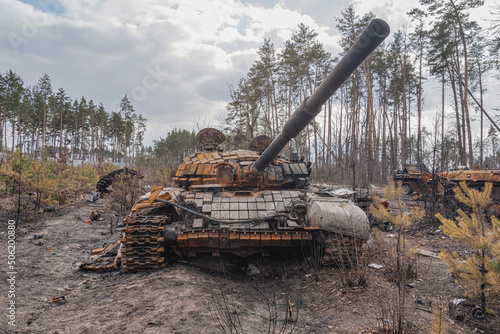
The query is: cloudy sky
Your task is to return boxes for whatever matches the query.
[0,0,498,146]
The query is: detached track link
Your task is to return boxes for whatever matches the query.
[322,235,366,267]
[122,214,167,272]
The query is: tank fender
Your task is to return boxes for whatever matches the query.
[307,197,370,240]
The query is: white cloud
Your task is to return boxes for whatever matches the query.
[2,0,336,147]
[1,0,498,148]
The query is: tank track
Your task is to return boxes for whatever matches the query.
[322,234,366,267]
[96,168,140,193]
[79,241,122,272]
[121,214,169,272]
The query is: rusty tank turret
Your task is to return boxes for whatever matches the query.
[84,19,390,272]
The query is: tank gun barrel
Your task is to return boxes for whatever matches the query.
[249,19,390,177]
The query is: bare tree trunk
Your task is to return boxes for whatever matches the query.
[453,50,468,166]
[17,105,21,148]
[36,109,41,157]
[339,88,344,179]
[448,64,464,166]
[64,112,69,151]
[11,117,15,152]
[0,105,4,150]
[99,117,103,162]
[42,102,46,156]
[52,105,56,152]
[286,67,293,157]
[417,45,423,164]
[456,60,472,167]
[375,97,382,183]
[441,72,445,170]
[362,59,374,183]
[351,76,359,187]
[271,72,279,139]
[478,61,484,167]
[59,105,63,153]
[266,94,272,137]
[81,112,85,160]
[31,130,35,156]
[401,40,407,165]
[408,90,412,164]
[74,114,78,159]
[113,123,117,163]
[91,110,94,161]
[3,101,9,150]
[327,98,332,168]
[393,80,398,171]
[382,75,387,180]
[321,104,326,174]
[450,0,473,167]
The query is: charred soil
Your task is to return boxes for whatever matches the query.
[1,198,499,334]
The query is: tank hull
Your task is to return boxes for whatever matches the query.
[118,186,370,271]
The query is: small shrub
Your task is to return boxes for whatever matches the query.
[109,171,142,215]
[436,182,500,317]
[424,302,448,334]
[370,178,424,334]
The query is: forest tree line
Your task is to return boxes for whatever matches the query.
[223,1,500,186]
[2,1,500,189]
[0,71,146,164]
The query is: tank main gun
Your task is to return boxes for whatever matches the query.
[249,19,390,177]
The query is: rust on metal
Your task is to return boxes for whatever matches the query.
[438,169,500,183]
[196,128,226,151]
[248,135,273,153]
[394,164,500,216]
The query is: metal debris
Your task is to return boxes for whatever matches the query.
[452,298,466,305]
[368,263,384,269]
[417,249,440,259]
[52,296,66,305]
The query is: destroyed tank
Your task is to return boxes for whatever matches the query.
[118,19,390,272]
[393,164,500,217]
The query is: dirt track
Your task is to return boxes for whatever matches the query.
[1,200,498,333]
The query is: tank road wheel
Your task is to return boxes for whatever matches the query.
[321,233,366,268]
[121,215,168,272]
[402,184,413,195]
[304,233,325,269]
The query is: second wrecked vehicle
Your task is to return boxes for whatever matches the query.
[393,164,500,216]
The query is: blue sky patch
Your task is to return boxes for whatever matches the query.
[18,0,64,14]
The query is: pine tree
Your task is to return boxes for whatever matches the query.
[95,103,108,162]
[436,182,500,316]
[0,70,24,151]
[424,302,449,334]
[120,95,135,164]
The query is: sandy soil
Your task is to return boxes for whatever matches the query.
[1,199,499,334]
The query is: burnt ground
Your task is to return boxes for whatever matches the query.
[1,198,499,334]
